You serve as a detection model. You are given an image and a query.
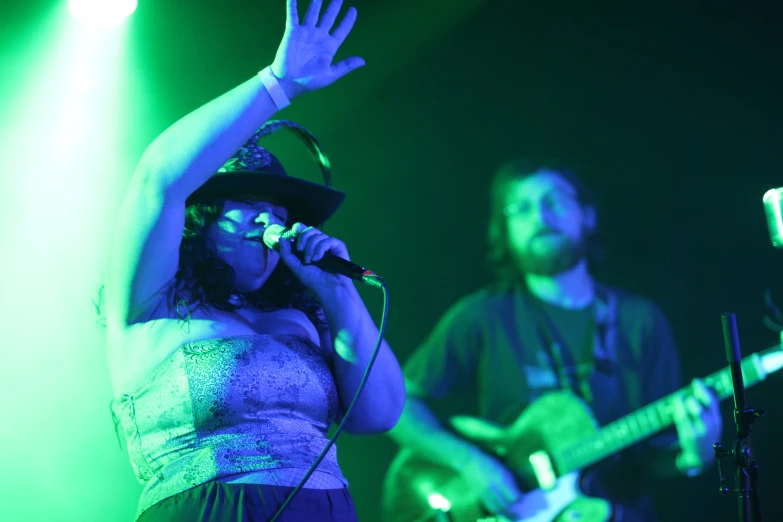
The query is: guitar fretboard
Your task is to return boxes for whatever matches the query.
[553,353,765,475]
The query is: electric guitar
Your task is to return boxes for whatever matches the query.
[382,344,783,522]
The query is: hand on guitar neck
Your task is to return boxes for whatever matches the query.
[672,378,723,475]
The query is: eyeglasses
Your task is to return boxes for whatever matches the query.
[503,193,580,217]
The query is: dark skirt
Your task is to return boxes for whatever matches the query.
[137,482,359,522]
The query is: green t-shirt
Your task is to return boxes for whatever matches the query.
[403,285,681,520]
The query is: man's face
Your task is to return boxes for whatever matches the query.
[504,170,595,276]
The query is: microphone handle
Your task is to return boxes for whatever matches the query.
[265,225,383,288]
[310,254,369,282]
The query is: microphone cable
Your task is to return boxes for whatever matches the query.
[269,277,389,522]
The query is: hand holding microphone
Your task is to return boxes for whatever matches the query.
[264,223,384,290]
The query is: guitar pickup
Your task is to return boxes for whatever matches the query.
[529,450,557,490]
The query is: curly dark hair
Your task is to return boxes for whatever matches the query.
[170,197,323,325]
[93,198,324,329]
[487,158,604,289]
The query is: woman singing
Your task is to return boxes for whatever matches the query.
[104,1,405,520]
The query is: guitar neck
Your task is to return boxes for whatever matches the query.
[554,348,778,475]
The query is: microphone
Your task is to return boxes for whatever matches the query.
[763,188,783,249]
[261,224,384,288]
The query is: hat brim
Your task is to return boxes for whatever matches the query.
[187,172,345,226]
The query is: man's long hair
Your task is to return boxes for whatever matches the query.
[487,158,604,289]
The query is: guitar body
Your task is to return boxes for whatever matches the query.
[382,391,612,522]
[383,346,783,521]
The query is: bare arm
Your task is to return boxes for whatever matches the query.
[274,223,405,434]
[104,78,284,327]
[389,394,481,470]
[135,77,284,201]
[103,0,364,329]
[318,285,405,434]
[389,389,525,515]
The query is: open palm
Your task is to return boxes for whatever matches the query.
[271,0,365,97]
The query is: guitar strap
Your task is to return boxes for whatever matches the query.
[525,283,618,405]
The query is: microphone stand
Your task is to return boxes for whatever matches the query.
[713,313,764,522]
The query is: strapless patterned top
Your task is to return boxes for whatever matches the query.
[110,333,349,521]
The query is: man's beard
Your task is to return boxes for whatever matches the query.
[513,232,587,276]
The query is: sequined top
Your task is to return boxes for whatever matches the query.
[111,334,349,521]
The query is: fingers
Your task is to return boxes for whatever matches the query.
[331,56,366,81]
[691,378,714,408]
[482,464,521,517]
[677,450,704,473]
[276,230,302,269]
[480,489,506,518]
[691,378,722,438]
[294,0,356,40]
[706,401,723,437]
[481,494,506,518]
[301,234,333,263]
[497,481,522,511]
[318,0,343,29]
[684,396,706,438]
[673,382,723,473]
[330,6,357,47]
[291,222,308,235]
[310,236,342,263]
[292,224,347,264]
[295,225,319,262]
[482,482,521,518]
[672,394,697,452]
[303,0,322,26]
[675,387,719,450]
[286,0,299,27]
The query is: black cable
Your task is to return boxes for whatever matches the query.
[269,280,390,521]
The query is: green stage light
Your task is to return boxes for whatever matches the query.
[69,0,137,27]
[0,2,138,519]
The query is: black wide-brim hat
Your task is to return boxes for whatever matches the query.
[187,120,345,226]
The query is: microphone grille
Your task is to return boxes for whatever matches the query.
[262,224,296,250]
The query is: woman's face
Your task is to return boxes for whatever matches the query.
[203,198,289,293]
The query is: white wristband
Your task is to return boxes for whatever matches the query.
[258,66,290,110]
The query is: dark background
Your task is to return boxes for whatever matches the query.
[5,1,783,520]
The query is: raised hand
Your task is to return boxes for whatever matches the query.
[271,0,365,98]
